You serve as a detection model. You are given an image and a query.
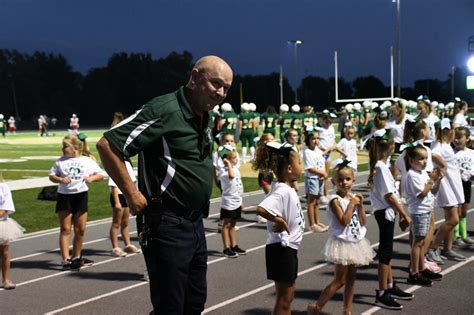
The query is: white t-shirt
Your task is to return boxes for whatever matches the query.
[108,160,137,194]
[50,156,105,194]
[318,124,336,150]
[303,147,325,178]
[219,166,243,210]
[0,183,15,214]
[423,113,440,143]
[455,148,474,182]
[403,169,434,214]
[453,113,468,127]
[327,194,367,242]
[336,138,358,170]
[387,116,407,144]
[370,160,400,211]
[258,182,305,250]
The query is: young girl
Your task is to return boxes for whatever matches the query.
[334,126,358,172]
[418,98,439,146]
[368,130,413,310]
[303,129,328,232]
[452,99,469,128]
[0,177,24,289]
[256,133,275,224]
[403,145,443,286]
[429,119,466,262]
[453,127,474,246]
[316,112,336,203]
[307,162,375,315]
[253,141,305,315]
[219,148,246,258]
[49,135,105,270]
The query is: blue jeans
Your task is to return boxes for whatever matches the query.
[143,213,207,315]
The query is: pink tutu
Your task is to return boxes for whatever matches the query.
[322,236,376,266]
[0,217,25,243]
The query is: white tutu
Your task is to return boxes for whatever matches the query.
[322,236,376,266]
[0,217,25,243]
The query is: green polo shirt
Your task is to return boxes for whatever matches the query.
[104,86,213,212]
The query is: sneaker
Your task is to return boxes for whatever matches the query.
[426,248,444,265]
[407,273,432,286]
[3,280,16,290]
[62,258,71,270]
[231,245,247,255]
[375,290,403,310]
[424,258,442,273]
[387,282,414,300]
[311,223,328,233]
[319,196,329,205]
[440,249,466,261]
[124,244,141,254]
[453,238,469,249]
[421,268,443,281]
[217,222,222,233]
[257,215,267,224]
[70,257,82,270]
[462,236,474,245]
[112,247,127,257]
[223,248,238,258]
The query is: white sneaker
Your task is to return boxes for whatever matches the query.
[320,196,329,204]
[257,215,267,224]
[124,244,141,254]
[310,223,328,233]
[112,247,127,257]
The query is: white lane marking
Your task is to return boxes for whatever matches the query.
[361,256,474,315]
[43,282,149,315]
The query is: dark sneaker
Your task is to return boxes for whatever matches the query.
[231,245,247,255]
[453,238,469,249]
[80,257,94,266]
[62,258,71,271]
[223,248,238,258]
[440,249,466,262]
[462,236,474,245]
[388,282,414,300]
[421,268,443,281]
[375,290,403,310]
[407,273,432,286]
[70,258,82,270]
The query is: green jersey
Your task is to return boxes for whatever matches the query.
[221,111,238,133]
[238,112,256,131]
[261,113,279,130]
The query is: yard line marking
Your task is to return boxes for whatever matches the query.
[361,256,474,315]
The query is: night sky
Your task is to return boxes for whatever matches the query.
[1,0,473,88]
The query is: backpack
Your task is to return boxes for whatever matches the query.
[38,186,58,201]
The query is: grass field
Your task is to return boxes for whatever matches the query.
[1,128,368,233]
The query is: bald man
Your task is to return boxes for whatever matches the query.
[97,56,233,314]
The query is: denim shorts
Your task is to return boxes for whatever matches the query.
[410,212,431,236]
[305,177,323,196]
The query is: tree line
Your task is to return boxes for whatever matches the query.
[0,49,472,129]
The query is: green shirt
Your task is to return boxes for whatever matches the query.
[104,87,212,211]
[221,111,238,133]
[238,112,256,130]
[280,113,293,130]
[291,113,304,130]
[261,113,279,130]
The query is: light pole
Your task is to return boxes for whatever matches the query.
[392,0,401,97]
[288,40,303,103]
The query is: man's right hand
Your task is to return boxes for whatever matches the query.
[127,191,148,215]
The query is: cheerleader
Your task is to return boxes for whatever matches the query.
[0,179,25,290]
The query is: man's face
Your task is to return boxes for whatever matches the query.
[193,67,232,112]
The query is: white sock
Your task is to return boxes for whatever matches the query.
[388,282,393,289]
[378,290,385,296]
[250,146,255,160]
[242,147,247,162]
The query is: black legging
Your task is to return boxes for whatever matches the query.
[374,209,395,265]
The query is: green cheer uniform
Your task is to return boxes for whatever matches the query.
[279,113,294,142]
[261,113,279,136]
[221,111,238,135]
[239,112,256,147]
[104,86,213,212]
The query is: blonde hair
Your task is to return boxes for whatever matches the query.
[63,135,84,155]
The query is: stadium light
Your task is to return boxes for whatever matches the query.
[288,40,303,103]
[468,56,474,73]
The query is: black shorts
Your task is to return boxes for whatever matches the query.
[462,180,472,204]
[220,206,242,220]
[109,193,128,208]
[56,191,88,214]
[265,242,298,283]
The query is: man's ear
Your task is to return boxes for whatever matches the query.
[190,68,200,86]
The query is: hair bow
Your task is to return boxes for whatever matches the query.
[374,129,391,141]
[266,141,295,153]
[218,144,234,158]
[77,133,87,141]
[337,159,352,168]
[399,140,421,152]
[455,97,461,102]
